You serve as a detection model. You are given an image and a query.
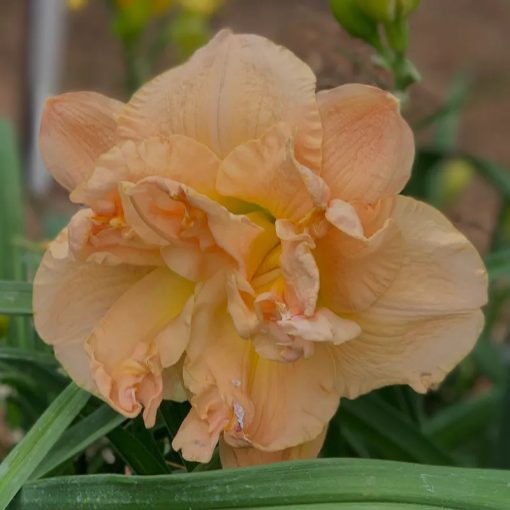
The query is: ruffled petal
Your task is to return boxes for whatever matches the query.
[217,123,319,222]
[178,275,340,457]
[318,84,414,202]
[71,136,221,209]
[39,92,122,191]
[33,230,151,392]
[335,310,485,398]
[117,30,322,169]
[120,177,263,280]
[67,208,163,266]
[219,429,326,467]
[314,214,403,313]
[172,406,222,463]
[237,343,339,451]
[276,219,319,315]
[87,267,194,426]
[334,196,488,398]
[365,196,488,316]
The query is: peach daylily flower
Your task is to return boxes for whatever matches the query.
[34,30,487,468]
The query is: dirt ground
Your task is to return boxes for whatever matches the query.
[0,0,509,251]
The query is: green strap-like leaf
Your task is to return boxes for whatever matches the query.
[415,149,510,201]
[0,281,32,315]
[339,393,453,465]
[0,120,24,282]
[423,389,503,449]
[10,458,510,509]
[107,426,171,475]
[0,346,55,366]
[485,249,510,283]
[32,404,126,480]
[0,383,89,510]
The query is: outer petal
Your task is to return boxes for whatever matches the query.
[314,216,403,313]
[240,343,339,451]
[276,218,319,315]
[180,275,340,456]
[71,136,221,210]
[217,123,318,223]
[33,230,150,392]
[67,208,163,267]
[39,92,123,191]
[336,311,485,398]
[87,267,194,426]
[365,196,488,316]
[318,84,414,203]
[120,177,263,280]
[219,429,326,468]
[334,196,488,398]
[117,30,322,170]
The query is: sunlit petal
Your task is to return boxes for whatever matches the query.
[318,84,414,202]
[117,30,322,169]
[39,92,122,191]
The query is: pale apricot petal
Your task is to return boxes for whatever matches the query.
[314,217,402,313]
[217,124,316,223]
[325,199,364,239]
[87,267,194,425]
[155,296,194,367]
[219,429,326,468]
[336,310,485,398]
[318,84,414,202]
[183,275,340,453]
[277,308,361,345]
[172,395,227,463]
[162,358,187,402]
[334,196,488,398]
[121,177,263,279]
[71,136,221,209]
[183,275,250,398]
[160,244,229,282]
[368,196,488,316]
[233,344,338,451]
[226,273,258,338]
[39,92,122,191]
[117,30,322,170]
[353,197,395,237]
[276,219,319,315]
[33,231,151,392]
[68,208,163,266]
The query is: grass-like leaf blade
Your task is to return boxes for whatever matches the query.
[32,405,126,479]
[0,281,32,315]
[0,383,89,510]
[10,458,510,509]
[339,393,453,465]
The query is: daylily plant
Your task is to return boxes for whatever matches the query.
[34,30,487,467]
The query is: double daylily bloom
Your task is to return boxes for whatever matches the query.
[34,30,487,467]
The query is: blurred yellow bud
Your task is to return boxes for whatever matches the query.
[441,158,475,205]
[115,0,174,16]
[179,0,224,16]
[154,0,175,14]
[66,0,88,10]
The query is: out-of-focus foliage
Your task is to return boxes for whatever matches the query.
[108,0,225,93]
[330,0,421,95]
[68,0,225,93]
[357,0,421,24]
